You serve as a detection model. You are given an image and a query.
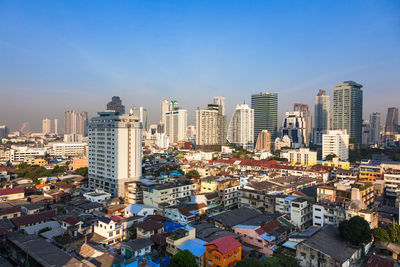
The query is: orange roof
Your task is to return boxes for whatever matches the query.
[35,184,50,188]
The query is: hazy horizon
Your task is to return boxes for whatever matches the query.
[1,0,399,132]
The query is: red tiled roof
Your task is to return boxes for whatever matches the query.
[205,193,219,200]
[205,236,241,255]
[365,255,395,267]
[261,219,282,232]
[255,228,265,235]
[0,207,21,216]
[0,187,24,196]
[11,210,56,227]
[136,218,163,232]
[63,216,81,225]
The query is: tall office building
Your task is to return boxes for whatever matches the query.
[281,111,307,148]
[227,104,254,150]
[294,103,312,145]
[369,112,381,145]
[64,110,77,135]
[165,104,187,144]
[76,112,88,137]
[42,118,51,134]
[88,111,142,197]
[314,89,330,145]
[322,130,349,161]
[64,111,88,136]
[106,96,125,114]
[54,119,59,135]
[332,81,363,144]
[160,99,170,126]
[0,125,9,138]
[384,107,399,142]
[196,100,226,149]
[362,120,370,145]
[255,130,271,152]
[251,92,278,147]
[213,96,226,116]
[130,106,148,131]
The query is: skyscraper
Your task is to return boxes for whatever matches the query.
[227,104,254,150]
[160,99,169,127]
[322,130,349,161]
[165,102,187,144]
[88,111,142,197]
[54,119,59,135]
[76,112,88,137]
[64,110,77,135]
[251,92,278,147]
[130,106,148,131]
[42,118,51,134]
[106,96,125,114]
[213,96,226,116]
[384,107,399,142]
[294,103,312,145]
[314,89,330,145]
[362,120,370,145]
[0,125,9,138]
[196,99,226,149]
[332,81,363,144]
[369,112,381,145]
[255,130,271,152]
[281,111,307,148]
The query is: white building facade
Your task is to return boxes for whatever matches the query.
[227,104,254,150]
[322,130,349,161]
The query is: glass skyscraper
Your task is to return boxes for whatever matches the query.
[251,92,278,146]
[332,81,363,144]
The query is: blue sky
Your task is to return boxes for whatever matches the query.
[0,0,399,131]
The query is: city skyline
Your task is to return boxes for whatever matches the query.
[0,1,399,131]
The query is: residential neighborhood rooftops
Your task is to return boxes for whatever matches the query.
[122,238,154,251]
[178,238,207,257]
[10,210,57,227]
[205,235,241,255]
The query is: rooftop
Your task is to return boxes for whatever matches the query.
[205,236,241,255]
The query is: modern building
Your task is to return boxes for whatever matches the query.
[322,130,349,161]
[54,119,59,135]
[166,107,187,144]
[280,148,317,166]
[362,120,370,145]
[9,146,47,163]
[42,118,51,134]
[88,111,142,197]
[142,181,196,208]
[314,89,330,145]
[50,143,87,157]
[64,110,88,136]
[281,111,307,148]
[255,130,271,152]
[0,125,9,138]
[294,103,312,145]
[130,106,148,131]
[274,135,292,151]
[106,96,125,114]
[332,81,363,144]
[369,112,381,145]
[213,96,226,116]
[204,236,242,267]
[227,104,254,150]
[196,99,226,149]
[251,92,278,147]
[384,107,399,143]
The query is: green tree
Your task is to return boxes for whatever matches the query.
[373,227,390,242]
[339,216,372,246]
[386,223,400,244]
[264,256,281,267]
[169,250,196,267]
[236,257,264,267]
[38,227,51,234]
[74,167,88,177]
[128,225,137,240]
[324,154,337,161]
[185,170,200,179]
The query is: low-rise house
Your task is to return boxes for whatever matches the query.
[124,204,156,217]
[83,190,112,203]
[61,216,85,234]
[10,210,57,230]
[21,203,46,215]
[166,226,196,255]
[204,236,242,267]
[178,238,207,267]
[78,202,103,214]
[121,238,154,258]
[136,217,164,238]
[91,217,125,245]
[0,207,21,219]
[164,203,207,225]
[296,224,365,267]
[193,222,240,242]
[232,224,277,256]
[290,198,313,230]
[35,184,51,191]
[0,187,24,201]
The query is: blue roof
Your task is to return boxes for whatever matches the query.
[282,241,298,250]
[285,196,298,201]
[184,225,194,231]
[124,204,154,215]
[260,233,276,242]
[270,245,279,251]
[178,238,207,257]
[163,221,184,233]
[233,224,259,229]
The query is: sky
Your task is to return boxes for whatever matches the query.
[0,0,399,132]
